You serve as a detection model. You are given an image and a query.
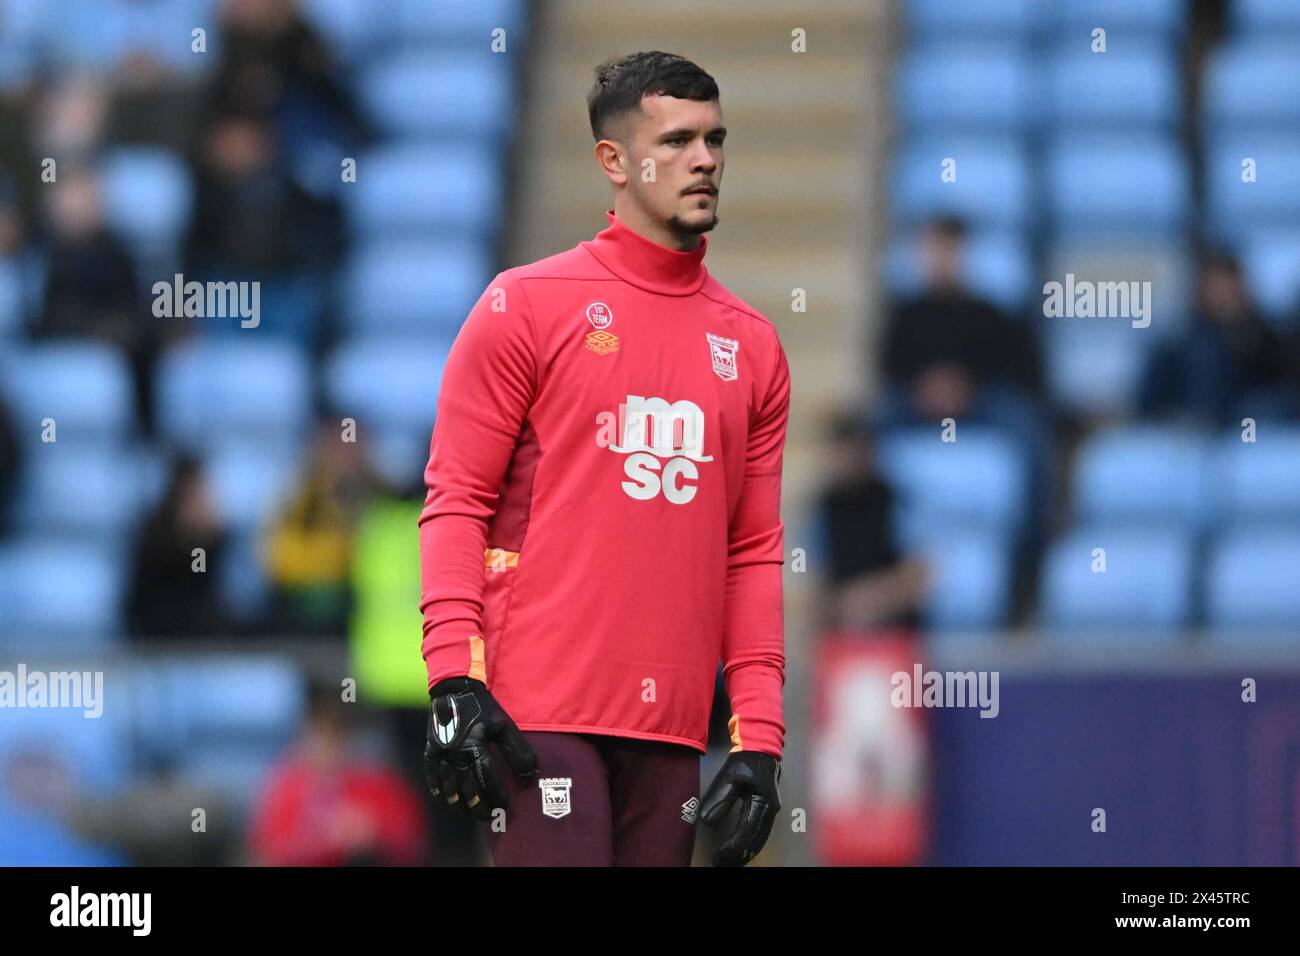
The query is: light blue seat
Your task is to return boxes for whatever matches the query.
[0,700,130,795]
[343,144,500,238]
[155,339,311,449]
[1205,531,1300,633]
[1241,231,1300,316]
[891,136,1031,230]
[0,257,23,336]
[129,658,304,798]
[915,529,1013,630]
[0,342,136,443]
[903,0,1040,37]
[1072,427,1210,530]
[877,427,1029,541]
[13,444,155,539]
[202,441,303,532]
[1233,0,1300,33]
[359,54,513,140]
[324,336,448,438]
[894,44,1032,133]
[1040,527,1194,636]
[1040,44,1180,129]
[1043,0,1187,36]
[1045,323,1153,416]
[886,229,1032,310]
[1203,40,1300,130]
[300,0,378,63]
[0,0,45,91]
[0,538,125,645]
[1046,134,1190,235]
[384,0,524,43]
[1205,136,1300,243]
[341,240,489,335]
[1213,429,1300,524]
[100,147,193,252]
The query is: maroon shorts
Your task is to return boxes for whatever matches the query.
[488,731,702,866]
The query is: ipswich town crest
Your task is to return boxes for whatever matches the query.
[539,777,573,819]
[706,332,739,381]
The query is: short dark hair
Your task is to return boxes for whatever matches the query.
[586,51,719,142]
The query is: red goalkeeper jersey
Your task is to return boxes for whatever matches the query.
[418,210,790,757]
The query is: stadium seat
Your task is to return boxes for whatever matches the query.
[1039,44,1181,130]
[1212,429,1300,525]
[876,427,1029,541]
[1202,40,1300,131]
[1045,134,1190,236]
[383,0,524,43]
[891,136,1031,230]
[341,239,490,335]
[100,146,193,253]
[915,529,1013,630]
[155,339,312,449]
[1232,0,1300,33]
[1044,323,1153,416]
[1205,531,1300,633]
[903,0,1040,38]
[886,229,1033,310]
[0,538,125,645]
[202,442,303,531]
[894,44,1032,133]
[1039,527,1195,637]
[1072,427,1210,530]
[12,443,157,539]
[1205,136,1300,243]
[0,341,136,444]
[359,54,514,141]
[343,144,502,239]
[1241,231,1300,317]
[1043,0,1187,37]
[0,699,130,795]
[0,258,24,337]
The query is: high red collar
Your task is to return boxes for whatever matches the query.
[581,210,709,296]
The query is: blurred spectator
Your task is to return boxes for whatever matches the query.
[0,395,20,535]
[1140,250,1289,426]
[880,216,1041,423]
[248,679,429,866]
[127,455,234,638]
[814,411,927,633]
[262,416,377,637]
[33,165,160,428]
[208,0,368,151]
[34,75,110,163]
[186,113,341,277]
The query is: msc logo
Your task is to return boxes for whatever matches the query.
[604,394,712,505]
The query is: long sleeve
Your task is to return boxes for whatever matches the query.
[419,271,539,688]
[720,338,791,758]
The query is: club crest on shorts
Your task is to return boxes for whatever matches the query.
[706,332,739,381]
[539,777,573,819]
[586,302,613,329]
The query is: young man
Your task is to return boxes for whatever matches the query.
[419,51,790,867]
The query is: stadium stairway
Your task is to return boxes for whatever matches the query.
[509,0,889,590]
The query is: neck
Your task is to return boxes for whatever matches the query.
[612,197,703,252]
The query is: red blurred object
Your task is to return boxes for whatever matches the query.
[249,753,430,867]
[812,629,930,866]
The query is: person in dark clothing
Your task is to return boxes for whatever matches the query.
[0,396,21,536]
[814,412,927,633]
[32,166,159,432]
[127,455,233,638]
[1140,250,1288,426]
[881,216,1041,423]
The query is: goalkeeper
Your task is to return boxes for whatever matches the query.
[419,52,789,867]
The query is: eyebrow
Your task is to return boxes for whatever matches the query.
[659,126,727,140]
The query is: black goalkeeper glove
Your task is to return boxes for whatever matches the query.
[424,676,538,820]
[698,751,781,867]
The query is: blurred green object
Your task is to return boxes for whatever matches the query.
[348,496,428,706]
